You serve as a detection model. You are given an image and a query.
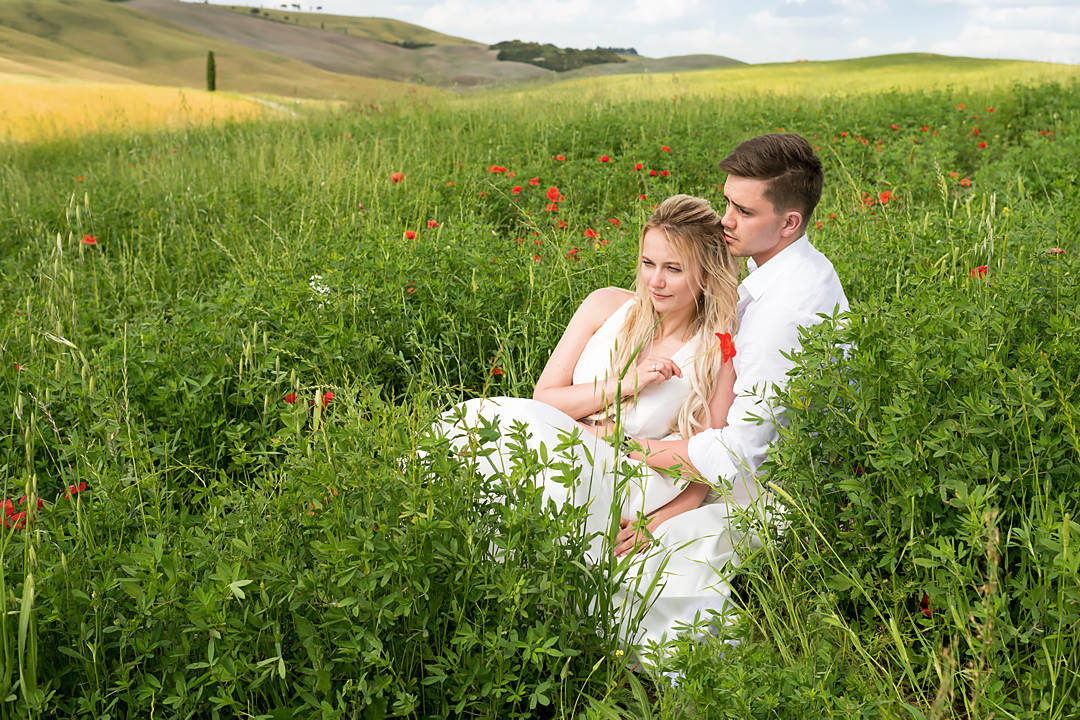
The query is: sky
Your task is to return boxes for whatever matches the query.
[197,0,1080,65]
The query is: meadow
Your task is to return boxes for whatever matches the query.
[1,60,1078,718]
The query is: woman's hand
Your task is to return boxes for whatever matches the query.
[614,511,667,557]
[632,355,682,390]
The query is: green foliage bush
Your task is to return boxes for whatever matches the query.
[0,79,1077,717]
[490,40,626,72]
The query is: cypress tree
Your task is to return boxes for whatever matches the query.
[206,50,216,92]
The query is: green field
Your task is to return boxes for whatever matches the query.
[1,54,1079,718]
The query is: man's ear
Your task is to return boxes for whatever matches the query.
[780,210,803,238]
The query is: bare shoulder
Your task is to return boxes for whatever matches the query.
[581,286,634,316]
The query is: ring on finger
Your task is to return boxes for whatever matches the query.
[651,363,657,371]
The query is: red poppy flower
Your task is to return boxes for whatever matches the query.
[584,228,597,239]
[959,178,971,187]
[556,154,565,161]
[321,391,333,408]
[639,194,647,200]
[956,103,965,110]
[427,220,439,228]
[15,363,23,371]
[815,221,823,230]
[879,190,892,204]
[546,186,563,202]
[492,366,504,376]
[715,332,736,362]
[528,177,539,186]
[285,392,297,404]
[660,170,670,177]
[556,219,567,228]
[971,265,988,278]
[634,162,643,171]
[891,124,899,130]
[840,131,848,138]
[445,181,455,186]
[81,234,97,245]
[405,230,416,239]
[661,145,670,152]
[487,165,508,173]
[390,172,404,183]
[949,171,959,178]
[599,155,611,163]
[921,125,929,132]
[978,141,987,150]
[533,254,541,262]
[987,107,995,112]
[567,247,579,258]
[649,170,658,177]
[920,592,932,617]
[76,175,85,181]
[66,481,88,498]
[508,171,515,178]
[511,185,522,195]
[609,218,620,227]
[545,203,558,212]
[406,284,416,294]
[1049,247,1065,255]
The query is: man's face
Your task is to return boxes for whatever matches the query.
[720,175,801,266]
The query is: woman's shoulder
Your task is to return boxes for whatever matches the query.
[581,287,634,316]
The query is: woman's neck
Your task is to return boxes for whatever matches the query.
[657,309,695,343]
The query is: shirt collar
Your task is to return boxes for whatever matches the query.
[739,234,810,301]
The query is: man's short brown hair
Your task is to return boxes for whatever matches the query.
[719,133,823,230]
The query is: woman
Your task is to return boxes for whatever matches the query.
[437,194,743,649]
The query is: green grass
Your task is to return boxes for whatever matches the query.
[0,69,1078,718]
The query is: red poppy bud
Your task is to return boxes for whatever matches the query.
[920,592,932,617]
[321,391,333,408]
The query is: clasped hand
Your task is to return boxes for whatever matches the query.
[634,355,682,388]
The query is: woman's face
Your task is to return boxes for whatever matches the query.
[639,227,702,322]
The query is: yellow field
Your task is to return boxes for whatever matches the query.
[491,54,1080,106]
[0,75,276,143]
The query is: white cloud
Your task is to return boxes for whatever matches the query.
[930,23,1080,63]
[625,0,701,24]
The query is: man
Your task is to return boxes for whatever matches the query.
[624,132,848,531]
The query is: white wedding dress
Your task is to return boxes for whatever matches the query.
[436,300,747,652]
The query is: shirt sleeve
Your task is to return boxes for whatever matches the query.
[687,303,805,506]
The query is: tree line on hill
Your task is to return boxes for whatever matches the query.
[490,40,632,72]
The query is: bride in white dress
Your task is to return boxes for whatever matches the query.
[436,194,745,652]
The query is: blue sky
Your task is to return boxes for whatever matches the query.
[198,0,1080,64]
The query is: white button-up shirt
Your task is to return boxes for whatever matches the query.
[687,234,848,506]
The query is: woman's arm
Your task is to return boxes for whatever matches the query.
[532,287,641,420]
[614,359,737,555]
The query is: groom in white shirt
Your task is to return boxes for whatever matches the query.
[630,132,848,510]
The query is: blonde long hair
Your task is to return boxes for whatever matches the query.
[608,194,739,437]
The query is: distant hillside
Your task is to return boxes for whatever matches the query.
[218,5,481,47]
[127,0,551,87]
[562,54,745,78]
[0,0,437,99]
